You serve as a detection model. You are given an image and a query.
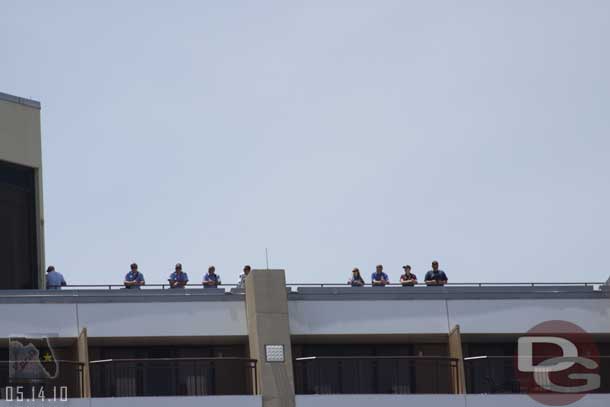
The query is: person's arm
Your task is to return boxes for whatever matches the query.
[138,276,145,286]
[403,275,417,285]
[61,276,67,287]
[124,275,135,287]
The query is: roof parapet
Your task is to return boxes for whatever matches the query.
[0,91,41,109]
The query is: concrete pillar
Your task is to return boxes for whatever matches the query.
[76,328,91,397]
[448,324,466,394]
[245,269,295,407]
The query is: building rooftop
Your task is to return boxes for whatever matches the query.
[0,90,41,109]
[0,283,608,303]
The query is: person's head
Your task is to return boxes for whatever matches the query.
[208,266,216,275]
[376,264,383,274]
[402,265,411,274]
[431,261,439,271]
[46,266,55,273]
[352,267,361,278]
[130,263,138,272]
[175,263,183,273]
[243,265,251,275]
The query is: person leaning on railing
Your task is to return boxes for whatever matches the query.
[399,265,418,286]
[203,265,221,288]
[168,262,189,288]
[371,264,390,286]
[347,267,365,287]
[124,262,145,289]
[46,265,67,290]
[236,265,251,289]
[424,260,448,286]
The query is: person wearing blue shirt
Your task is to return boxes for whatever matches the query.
[203,266,221,288]
[424,261,448,286]
[371,264,390,286]
[168,263,189,288]
[46,266,66,290]
[124,263,145,289]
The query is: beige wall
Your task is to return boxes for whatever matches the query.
[0,93,45,288]
[0,97,42,168]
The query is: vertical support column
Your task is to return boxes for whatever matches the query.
[76,327,91,397]
[245,269,295,407]
[448,324,466,394]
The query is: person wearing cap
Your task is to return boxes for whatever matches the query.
[45,266,67,290]
[399,265,418,287]
[347,268,365,287]
[124,263,145,289]
[203,266,221,288]
[236,265,251,289]
[168,263,189,288]
[424,261,448,286]
[371,264,390,287]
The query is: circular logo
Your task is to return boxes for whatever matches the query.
[515,320,600,406]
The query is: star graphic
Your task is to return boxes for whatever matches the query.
[42,352,53,362]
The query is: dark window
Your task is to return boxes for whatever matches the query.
[293,343,453,394]
[89,345,252,397]
[0,160,38,289]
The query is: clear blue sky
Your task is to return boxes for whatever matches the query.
[1,1,609,285]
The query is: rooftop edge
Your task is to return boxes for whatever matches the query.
[0,91,41,109]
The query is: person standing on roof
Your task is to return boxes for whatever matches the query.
[237,265,251,289]
[46,266,66,290]
[399,265,418,286]
[348,267,366,287]
[124,263,145,289]
[371,264,390,287]
[168,263,189,288]
[203,265,221,288]
[424,261,448,286]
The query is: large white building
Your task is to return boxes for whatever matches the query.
[0,92,608,407]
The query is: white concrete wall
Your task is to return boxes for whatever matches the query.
[447,299,610,334]
[79,301,246,337]
[289,300,449,335]
[288,298,610,335]
[0,396,261,407]
[1,297,608,339]
[296,394,610,407]
[0,301,247,338]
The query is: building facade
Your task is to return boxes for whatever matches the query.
[0,91,44,289]
[0,270,608,407]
